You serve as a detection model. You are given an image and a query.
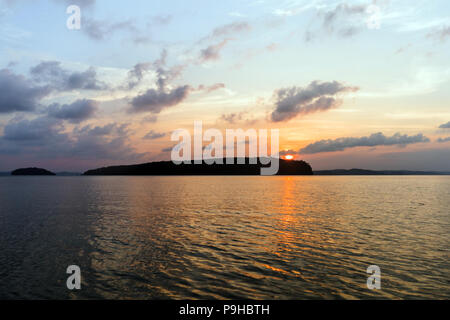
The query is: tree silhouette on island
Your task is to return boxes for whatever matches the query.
[83,158,314,175]
[11,168,56,176]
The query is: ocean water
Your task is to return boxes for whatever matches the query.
[0,176,448,299]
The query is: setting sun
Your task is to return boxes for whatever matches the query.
[285,155,294,160]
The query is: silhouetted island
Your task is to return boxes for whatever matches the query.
[314,168,450,175]
[84,158,313,175]
[11,167,56,176]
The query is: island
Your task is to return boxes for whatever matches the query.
[11,167,56,176]
[84,158,313,175]
[313,168,450,175]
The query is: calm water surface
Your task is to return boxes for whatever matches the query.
[0,176,448,299]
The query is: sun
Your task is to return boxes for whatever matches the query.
[284,155,294,160]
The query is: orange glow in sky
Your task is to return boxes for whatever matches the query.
[284,155,294,160]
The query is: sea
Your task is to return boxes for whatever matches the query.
[0,176,448,299]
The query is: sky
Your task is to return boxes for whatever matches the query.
[0,0,449,172]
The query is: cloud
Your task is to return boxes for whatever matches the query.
[82,14,171,44]
[126,50,225,115]
[439,121,450,129]
[126,62,152,89]
[51,0,96,7]
[219,111,257,125]
[30,61,107,91]
[143,130,166,140]
[437,137,450,143]
[322,3,366,28]
[300,132,430,154]
[197,83,225,93]
[124,49,183,90]
[0,117,146,163]
[74,123,123,136]
[47,99,98,123]
[270,81,359,122]
[0,68,50,113]
[220,112,244,124]
[199,21,250,43]
[199,39,230,62]
[427,25,450,42]
[196,21,250,63]
[279,149,299,156]
[128,50,193,114]
[161,146,174,153]
[2,116,64,142]
[130,85,190,113]
[141,115,158,123]
[68,123,145,161]
[83,17,137,41]
[306,3,370,41]
[210,22,251,38]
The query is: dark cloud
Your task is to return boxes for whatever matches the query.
[30,61,107,91]
[130,86,190,113]
[439,121,450,129]
[68,123,145,161]
[270,81,359,122]
[143,130,166,140]
[437,137,450,143]
[2,116,64,142]
[199,39,230,62]
[126,62,152,89]
[75,123,122,136]
[0,69,50,113]
[126,50,225,115]
[128,50,192,114]
[124,49,181,90]
[47,99,98,123]
[0,118,146,163]
[299,132,430,154]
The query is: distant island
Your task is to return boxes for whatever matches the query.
[84,158,314,175]
[314,169,450,175]
[11,167,56,176]
[4,165,449,177]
